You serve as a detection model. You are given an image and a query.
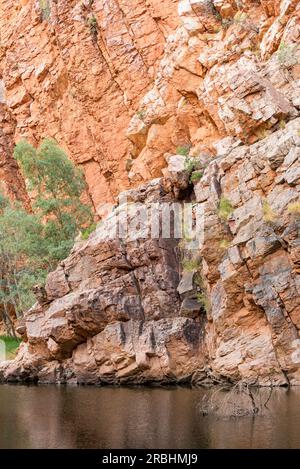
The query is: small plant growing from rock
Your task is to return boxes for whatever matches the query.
[177,145,191,157]
[287,202,300,218]
[262,200,277,224]
[184,156,197,174]
[194,273,204,289]
[211,4,222,22]
[190,171,203,184]
[39,0,51,20]
[218,197,234,221]
[279,119,286,130]
[136,109,146,121]
[219,238,231,250]
[182,257,200,272]
[81,223,97,240]
[277,41,297,66]
[233,11,248,24]
[0,335,22,359]
[87,14,98,37]
[247,43,261,57]
[196,291,210,313]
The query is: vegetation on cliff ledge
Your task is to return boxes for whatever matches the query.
[0,139,93,336]
[0,335,22,360]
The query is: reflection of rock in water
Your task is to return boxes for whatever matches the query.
[199,383,274,419]
[1,385,300,448]
[0,386,210,449]
[1,0,300,388]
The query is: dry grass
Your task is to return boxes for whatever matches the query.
[262,200,277,223]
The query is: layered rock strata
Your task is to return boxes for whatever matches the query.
[2,118,300,385]
[0,1,299,209]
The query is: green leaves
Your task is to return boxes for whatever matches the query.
[176,145,191,157]
[0,335,22,359]
[15,138,86,199]
[218,196,234,221]
[0,197,46,317]
[0,138,94,329]
[15,138,93,264]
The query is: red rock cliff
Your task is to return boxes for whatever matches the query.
[0,0,179,210]
[1,0,300,386]
[1,1,297,211]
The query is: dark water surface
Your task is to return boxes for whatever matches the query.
[0,384,300,448]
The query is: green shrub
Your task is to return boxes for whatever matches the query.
[279,119,286,130]
[177,145,191,157]
[196,292,210,313]
[262,200,277,223]
[81,223,97,240]
[211,5,222,21]
[39,0,51,20]
[87,14,98,36]
[182,257,200,272]
[0,336,22,360]
[277,42,297,65]
[190,171,203,184]
[218,196,234,221]
[184,156,197,173]
[136,109,146,121]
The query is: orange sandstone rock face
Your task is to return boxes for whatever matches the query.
[0,100,30,206]
[0,0,179,210]
[0,0,298,210]
[2,118,300,386]
[1,0,300,385]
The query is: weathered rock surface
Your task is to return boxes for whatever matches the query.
[2,118,300,385]
[1,0,299,209]
[1,1,300,385]
[0,101,30,206]
[197,117,300,386]
[0,0,179,209]
[0,178,206,384]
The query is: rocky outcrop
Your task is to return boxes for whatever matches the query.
[1,1,300,386]
[0,0,179,209]
[2,117,300,386]
[1,0,299,210]
[197,117,300,386]
[0,178,206,384]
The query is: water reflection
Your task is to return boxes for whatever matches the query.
[0,385,299,448]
